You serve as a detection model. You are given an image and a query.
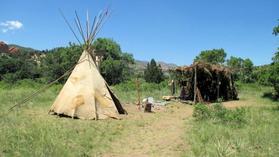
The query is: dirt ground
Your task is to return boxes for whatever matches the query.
[222,100,247,108]
[103,100,246,157]
[103,102,193,157]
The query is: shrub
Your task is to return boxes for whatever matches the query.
[223,108,246,125]
[212,103,227,120]
[193,103,246,126]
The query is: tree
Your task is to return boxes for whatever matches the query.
[41,44,82,83]
[0,51,40,83]
[227,56,243,80]
[144,59,164,83]
[93,38,134,85]
[242,58,254,83]
[227,56,242,69]
[195,48,227,64]
[100,58,125,85]
[252,65,271,86]
[227,56,254,83]
[272,49,279,63]
[42,39,134,85]
[93,38,122,60]
[273,20,279,36]
[269,21,279,97]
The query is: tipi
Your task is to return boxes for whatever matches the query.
[49,10,127,120]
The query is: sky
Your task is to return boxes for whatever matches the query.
[0,0,278,66]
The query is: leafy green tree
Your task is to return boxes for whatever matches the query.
[93,38,122,60]
[41,44,82,83]
[269,63,279,97]
[144,59,164,83]
[0,51,40,83]
[227,56,242,69]
[100,59,125,84]
[227,56,254,83]
[242,58,254,83]
[270,21,279,97]
[227,56,243,80]
[273,20,279,36]
[93,38,134,85]
[195,48,227,64]
[41,39,134,85]
[252,65,271,86]
[272,50,279,63]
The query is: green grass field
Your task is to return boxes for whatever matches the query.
[184,84,279,157]
[0,80,170,157]
[0,80,278,156]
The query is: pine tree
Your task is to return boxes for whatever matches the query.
[144,59,164,83]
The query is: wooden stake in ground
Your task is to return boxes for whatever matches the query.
[135,78,141,110]
[193,65,197,104]
[217,72,220,100]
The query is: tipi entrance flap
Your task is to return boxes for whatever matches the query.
[106,84,127,114]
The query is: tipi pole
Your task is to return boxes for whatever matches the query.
[94,101,98,120]
[7,59,86,114]
[59,9,82,45]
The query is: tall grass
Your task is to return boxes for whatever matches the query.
[0,80,128,156]
[112,80,170,103]
[0,79,171,156]
[184,84,279,157]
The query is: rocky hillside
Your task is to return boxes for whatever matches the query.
[0,41,19,54]
[133,60,177,72]
[0,41,40,54]
[8,44,37,53]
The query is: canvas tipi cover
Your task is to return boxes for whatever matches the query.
[49,50,126,119]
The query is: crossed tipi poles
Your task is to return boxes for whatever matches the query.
[48,9,127,120]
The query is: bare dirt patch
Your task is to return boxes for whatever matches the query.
[102,99,251,157]
[103,102,193,157]
[222,100,247,108]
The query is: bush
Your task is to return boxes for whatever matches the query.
[212,103,227,120]
[223,108,246,125]
[2,73,19,83]
[193,103,246,126]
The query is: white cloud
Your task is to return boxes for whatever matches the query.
[0,20,23,33]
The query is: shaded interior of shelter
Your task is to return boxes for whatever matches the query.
[176,62,238,102]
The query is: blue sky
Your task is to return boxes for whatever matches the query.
[0,0,278,66]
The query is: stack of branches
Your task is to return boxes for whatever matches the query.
[175,61,238,103]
